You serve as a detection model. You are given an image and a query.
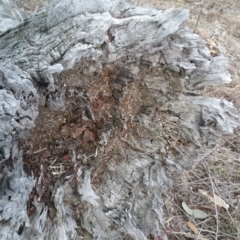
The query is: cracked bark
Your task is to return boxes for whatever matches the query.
[0,0,239,239]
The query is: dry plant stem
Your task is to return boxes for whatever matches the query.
[226,206,238,232]
[198,228,217,235]
[196,223,204,240]
[33,148,47,154]
[187,170,212,189]
[193,142,220,169]
[202,160,219,240]
[172,233,181,240]
[165,231,203,238]
[194,1,204,33]
[195,217,214,239]
[164,192,188,216]
[186,177,213,184]
[196,221,209,240]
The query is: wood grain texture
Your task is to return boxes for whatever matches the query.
[0,0,238,239]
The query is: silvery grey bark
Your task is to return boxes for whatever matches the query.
[0,0,239,239]
[0,0,26,33]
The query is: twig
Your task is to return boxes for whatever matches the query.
[194,1,204,33]
[196,221,205,240]
[192,141,220,169]
[33,147,47,154]
[202,160,219,240]
[186,176,214,184]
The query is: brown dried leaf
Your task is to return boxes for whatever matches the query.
[198,205,215,210]
[206,38,218,49]
[198,189,229,210]
[186,221,199,235]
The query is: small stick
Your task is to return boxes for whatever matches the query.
[33,148,47,154]
[194,1,204,33]
[202,160,219,240]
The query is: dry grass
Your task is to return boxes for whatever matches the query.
[135,0,240,239]
[164,142,240,239]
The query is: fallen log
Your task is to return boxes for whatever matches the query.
[0,0,239,239]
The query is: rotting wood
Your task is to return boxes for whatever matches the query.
[0,0,239,239]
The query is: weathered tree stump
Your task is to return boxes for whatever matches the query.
[0,0,239,239]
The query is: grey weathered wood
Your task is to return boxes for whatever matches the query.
[0,0,239,239]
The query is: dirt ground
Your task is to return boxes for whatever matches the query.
[14,0,240,239]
